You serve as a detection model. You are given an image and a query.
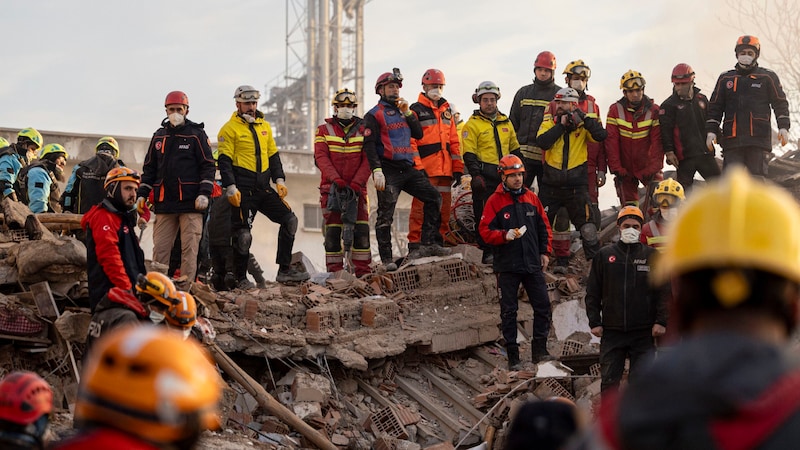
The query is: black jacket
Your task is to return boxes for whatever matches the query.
[585,240,667,331]
[61,152,123,214]
[660,88,715,160]
[138,118,216,213]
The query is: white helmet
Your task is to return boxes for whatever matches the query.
[472,81,501,103]
[553,87,580,103]
[234,85,261,102]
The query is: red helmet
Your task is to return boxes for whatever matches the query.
[421,68,445,85]
[534,51,557,71]
[671,63,695,83]
[498,154,525,176]
[164,90,189,107]
[375,70,403,94]
[0,371,53,426]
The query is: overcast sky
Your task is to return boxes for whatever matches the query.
[2,0,747,141]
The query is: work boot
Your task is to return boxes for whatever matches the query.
[224,272,237,291]
[481,250,494,265]
[382,259,398,272]
[407,246,429,260]
[552,256,570,275]
[235,278,255,290]
[424,244,452,257]
[507,345,522,371]
[276,267,310,284]
[532,338,556,364]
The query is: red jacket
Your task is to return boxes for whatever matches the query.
[605,96,664,180]
[410,94,463,177]
[314,117,371,194]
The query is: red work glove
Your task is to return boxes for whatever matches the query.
[333,178,347,189]
[349,181,362,193]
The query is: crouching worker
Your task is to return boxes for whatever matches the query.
[53,326,222,450]
[479,154,553,370]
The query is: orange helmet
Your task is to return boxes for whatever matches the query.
[617,205,644,224]
[0,371,52,426]
[104,167,140,189]
[534,51,556,71]
[498,154,525,176]
[75,326,222,444]
[421,68,445,85]
[735,35,760,56]
[166,291,198,330]
[671,63,695,83]
[136,272,179,308]
[164,90,189,107]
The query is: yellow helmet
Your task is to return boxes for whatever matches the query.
[75,326,222,444]
[0,137,9,149]
[38,143,68,160]
[620,70,645,90]
[653,178,685,207]
[655,167,800,284]
[563,59,591,79]
[96,136,120,158]
[331,88,357,106]
[17,127,43,149]
[135,272,178,308]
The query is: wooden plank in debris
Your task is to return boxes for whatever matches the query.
[355,378,395,410]
[394,376,467,437]
[30,282,59,320]
[449,367,485,393]
[418,367,486,429]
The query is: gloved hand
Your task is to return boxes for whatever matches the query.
[453,172,462,186]
[226,184,241,207]
[779,128,790,146]
[460,174,472,190]
[506,228,522,241]
[275,178,288,199]
[571,109,586,126]
[613,168,629,178]
[136,197,148,216]
[373,170,386,191]
[706,132,717,152]
[396,98,411,115]
[472,175,486,191]
[195,194,209,211]
[665,151,680,167]
[333,178,347,189]
[596,171,606,187]
[349,181,362,193]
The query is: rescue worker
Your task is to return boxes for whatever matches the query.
[706,35,791,176]
[659,63,721,192]
[408,69,466,257]
[0,128,42,201]
[595,168,800,449]
[364,69,450,271]
[585,206,667,393]
[510,51,561,188]
[218,85,310,284]
[605,70,664,212]
[25,143,68,213]
[504,398,581,450]
[537,87,607,270]
[61,136,124,214]
[206,194,267,290]
[0,371,53,450]
[81,167,146,312]
[462,81,522,265]
[640,178,685,250]
[314,88,372,276]
[53,326,222,449]
[146,285,198,340]
[478,154,552,369]
[137,91,216,286]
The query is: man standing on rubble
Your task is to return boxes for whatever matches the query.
[0,128,42,201]
[61,136,124,214]
[585,206,667,393]
[218,85,309,285]
[364,69,450,271]
[594,168,800,449]
[314,88,372,276]
[81,167,146,312]
[137,91,216,287]
[479,154,552,370]
[706,35,791,177]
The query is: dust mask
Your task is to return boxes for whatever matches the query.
[738,54,755,66]
[619,227,641,244]
[149,309,165,324]
[661,207,679,221]
[240,113,256,124]
[336,107,354,120]
[168,112,185,127]
[426,88,442,101]
[570,80,586,92]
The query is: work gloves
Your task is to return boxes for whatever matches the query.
[333,178,347,189]
[706,132,717,152]
[779,129,790,146]
[373,170,386,191]
[275,178,288,199]
[195,195,209,211]
[226,185,241,207]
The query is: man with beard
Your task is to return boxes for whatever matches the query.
[25,143,68,213]
[81,167,146,312]
[61,136,125,214]
[510,51,561,188]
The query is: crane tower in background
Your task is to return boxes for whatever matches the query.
[261,0,366,153]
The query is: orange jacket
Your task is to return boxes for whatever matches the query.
[410,94,463,177]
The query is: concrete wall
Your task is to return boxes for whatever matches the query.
[0,127,413,280]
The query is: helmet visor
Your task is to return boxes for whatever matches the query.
[500,162,524,174]
[333,90,357,105]
[570,65,591,79]
[237,91,260,102]
[622,77,645,90]
[655,193,680,207]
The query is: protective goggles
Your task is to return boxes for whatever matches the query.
[569,65,591,79]
[237,91,261,102]
[499,163,524,173]
[622,77,645,91]
[654,193,680,207]
[333,90,357,105]
[672,72,695,82]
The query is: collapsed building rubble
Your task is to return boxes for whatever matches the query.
[0,197,611,449]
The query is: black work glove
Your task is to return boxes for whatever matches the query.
[453,171,463,186]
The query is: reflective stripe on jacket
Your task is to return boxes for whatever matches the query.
[314,117,371,194]
[364,100,422,171]
[605,96,664,179]
[510,80,561,160]
[217,111,284,189]
[461,111,520,178]
[410,93,463,177]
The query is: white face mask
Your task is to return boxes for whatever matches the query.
[168,112,185,127]
[149,309,165,324]
[240,113,256,124]
[619,227,641,244]
[738,54,755,66]
[660,207,679,221]
[570,79,586,92]
[426,88,442,101]
[336,107,354,120]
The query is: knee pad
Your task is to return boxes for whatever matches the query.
[234,229,252,255]
[553,207,571,232]
[580,222,598,242]
[324,225,343,252]
[285,213,298,235]
[354,223,371,250]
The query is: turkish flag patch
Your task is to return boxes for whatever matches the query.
[609,255,616,263]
